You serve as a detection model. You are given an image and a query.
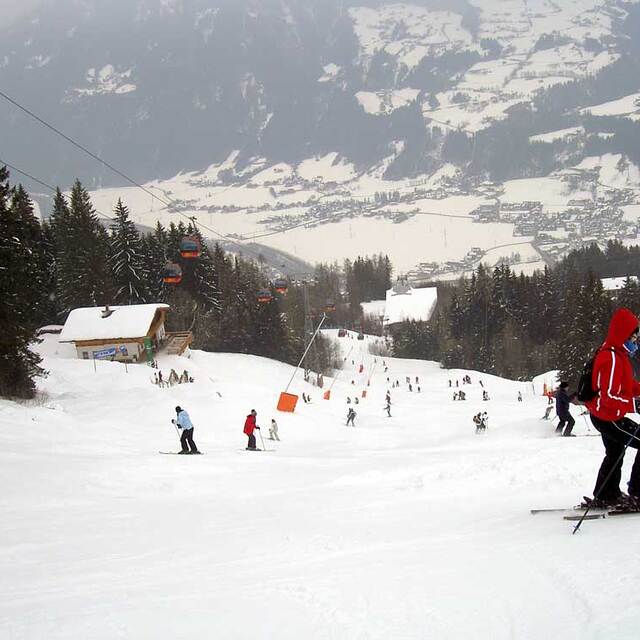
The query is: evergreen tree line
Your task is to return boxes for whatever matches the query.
[1,172,353,398]
[392,240,640,385]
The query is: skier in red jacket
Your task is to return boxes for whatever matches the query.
[243,409,260,450]
[585,307,640,508]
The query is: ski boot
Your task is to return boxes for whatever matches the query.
[611,493,640,513]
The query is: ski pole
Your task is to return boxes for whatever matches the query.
[258,428,266,451]
[573,421,640,534]
[171,419,181,439]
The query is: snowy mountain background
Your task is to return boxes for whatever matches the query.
[2,0,640,274]
[4,328,637,639]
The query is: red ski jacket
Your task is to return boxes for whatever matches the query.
[586,307,640,421]
[243,414,257,435]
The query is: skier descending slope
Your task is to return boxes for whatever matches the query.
[583,308,640,510]
[172,406,200,454]
[244,409,261,450]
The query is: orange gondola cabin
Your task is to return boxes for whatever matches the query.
[180,236,201,259]
[257,289,273,304]
[162,262,183,285]
[274,278,288,295]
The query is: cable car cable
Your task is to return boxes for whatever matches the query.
[0,88,272,263]
[0,155,115,222]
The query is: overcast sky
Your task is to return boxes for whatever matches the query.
[0,1,41,28]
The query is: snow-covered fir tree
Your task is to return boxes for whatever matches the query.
[109,199,146,305]
[57,181,112,311]
[0,169,45,397]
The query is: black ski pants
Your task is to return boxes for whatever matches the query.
[180,428,198,453]
[556,414,575,435]
[247,433,257,449]
[590,415,640,501]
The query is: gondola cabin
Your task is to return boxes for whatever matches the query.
[180,236,201,259]
[163,262,183,285]
[257,289,273,304]
[274,279,288,294]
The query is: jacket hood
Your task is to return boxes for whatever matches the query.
[606,307,639,347]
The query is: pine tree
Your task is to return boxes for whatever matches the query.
[58,180,112,312]
[10,185,50,325]
[140,222,170,302]
[109,199,146,305]
[48,188,72,317]
[0,169,45,398]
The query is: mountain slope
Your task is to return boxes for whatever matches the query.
[0,331,636,638]
[1,0,637,188]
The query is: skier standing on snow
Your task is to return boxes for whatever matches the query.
[269,418,280,441]
[346,408,356,427]
[172,406,200,454]
[555,381,575,436]
[244,409,261,450]
[584,308,640,509]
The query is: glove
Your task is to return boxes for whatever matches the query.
[171,419,175,424]
[255,426,260,430]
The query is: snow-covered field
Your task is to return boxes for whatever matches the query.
[2,332,639,639]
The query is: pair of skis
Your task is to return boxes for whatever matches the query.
[159,449,275,454]
[159,451,204,455]
[531,506,640,520]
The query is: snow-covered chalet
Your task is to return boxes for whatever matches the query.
[59,303,190,362]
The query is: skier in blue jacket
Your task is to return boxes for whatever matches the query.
[172,406,200,454]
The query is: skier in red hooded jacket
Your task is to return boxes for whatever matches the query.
[243,409,260,450]
[585,307,640,508]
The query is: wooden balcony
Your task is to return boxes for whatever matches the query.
[164,331,193,356]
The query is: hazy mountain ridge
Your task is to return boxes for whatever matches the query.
[2,0,638,189]
[3,0,640,278]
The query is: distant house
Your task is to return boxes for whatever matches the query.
[383,278,438,330]
[601,276,638,296]
[59,303,188,362]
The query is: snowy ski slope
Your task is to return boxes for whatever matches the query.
[1,331,639,639]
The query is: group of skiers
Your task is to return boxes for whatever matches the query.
[161,308,640,515]
[242,410,280,449]
[170,407,280,453]
[449,375,475,387]
[473,412,488,433]
[155,369,193,388]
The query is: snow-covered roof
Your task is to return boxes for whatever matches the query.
[601,276,638,291]
[36,324,64,335]
[383,287,438,326]
[60,304,170,342]
[361,299,387,317]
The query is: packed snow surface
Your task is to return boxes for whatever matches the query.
[3,332,640,638]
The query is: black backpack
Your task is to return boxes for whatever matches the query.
[575,348,612,404]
